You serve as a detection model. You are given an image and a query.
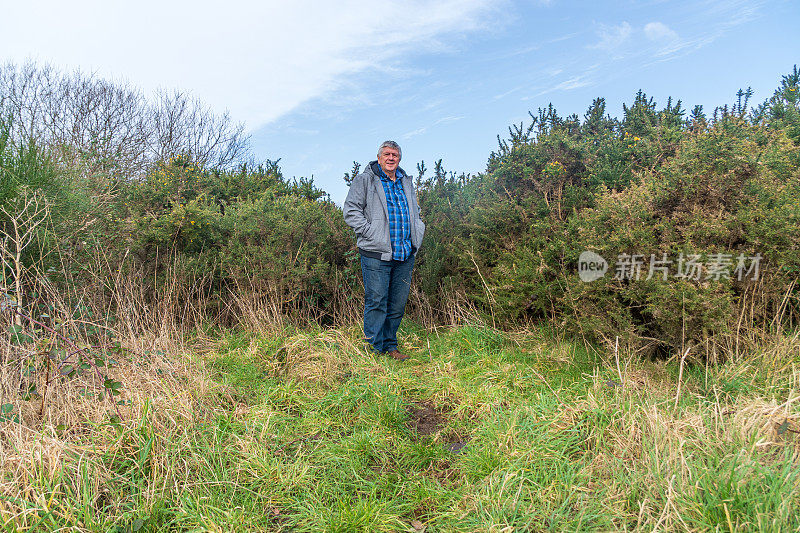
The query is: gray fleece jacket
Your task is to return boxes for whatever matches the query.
[343,161,425,261]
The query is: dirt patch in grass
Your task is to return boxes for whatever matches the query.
[408,402,476,455]
[408,401,446,436]
[407,401,471,455]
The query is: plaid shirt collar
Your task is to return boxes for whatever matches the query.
[375,164,405,183]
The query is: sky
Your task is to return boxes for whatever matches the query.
[2,0,798,204]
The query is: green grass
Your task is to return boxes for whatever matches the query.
[3,324,800,531]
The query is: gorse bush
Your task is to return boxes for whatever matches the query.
[1,61,799,357]
[121,156,357,323]
[414,67,800,355]
[0,64,358,330]
[562,119,800,354]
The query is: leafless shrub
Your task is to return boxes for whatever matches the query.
[150,89,247,170]
[0,61,249,178]
[0,187,49,325]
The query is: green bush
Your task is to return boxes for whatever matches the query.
[415,68,800,355]
[4,60,799,353]
[122,156,358,323]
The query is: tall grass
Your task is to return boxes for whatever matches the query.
[1,195,797,530]
[2,293,798,531]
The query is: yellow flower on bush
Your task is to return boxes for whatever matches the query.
[544,161,566,180]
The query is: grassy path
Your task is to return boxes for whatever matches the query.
[2,324,799,531]
[201,323,600,531]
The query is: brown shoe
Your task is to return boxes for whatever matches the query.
[387,350,410,361]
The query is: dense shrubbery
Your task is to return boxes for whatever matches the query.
[2,61,798,356]
[0,62,358,332]
[415,66,800,354]
[122,157,357,322]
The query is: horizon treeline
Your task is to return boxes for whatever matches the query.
[1,61,798,357]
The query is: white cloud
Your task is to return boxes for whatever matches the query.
[553,76,592,91]
[433,115,465,125]
[0,0,504,129]
[493,86,522,100]
[524,73,594,100]
[589,21,632,50]
[644,22,678,41]
[402,115,463,139]
[402,127,428,140]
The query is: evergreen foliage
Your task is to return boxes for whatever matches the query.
[2,62,799,354]
[414,67,800,353]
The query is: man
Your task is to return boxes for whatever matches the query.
[343,141,425,361]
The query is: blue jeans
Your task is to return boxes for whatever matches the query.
[361,254,415,353]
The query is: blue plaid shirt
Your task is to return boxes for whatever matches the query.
[376,165,413,261]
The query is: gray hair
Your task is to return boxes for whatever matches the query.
[377,140,401,160]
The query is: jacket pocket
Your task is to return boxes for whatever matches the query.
[359,221,385,253]
[364,222,378,241]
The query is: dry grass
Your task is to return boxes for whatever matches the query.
[0,336,216,528]
[1,267,798,531]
